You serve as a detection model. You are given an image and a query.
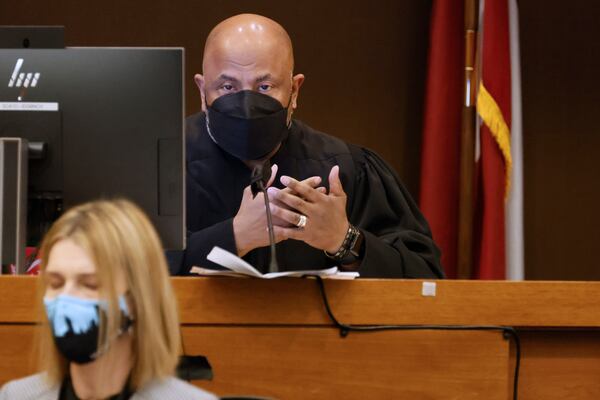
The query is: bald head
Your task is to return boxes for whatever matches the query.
[203,14,294,73]
[196,14,304,118]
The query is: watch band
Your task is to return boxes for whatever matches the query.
[324,224,364,264]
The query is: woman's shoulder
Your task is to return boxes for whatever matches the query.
[0,373,59,400]
[133,376,218,400]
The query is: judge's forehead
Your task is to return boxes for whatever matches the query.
[203,14,294,76]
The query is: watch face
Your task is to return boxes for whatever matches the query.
[338,227,362,264]
[350,229,364,257]
[325,225,364,264]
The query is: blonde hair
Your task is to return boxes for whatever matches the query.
[38,198,181,389]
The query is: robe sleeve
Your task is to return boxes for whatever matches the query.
[347,147,444,278]
[179,219,237,275]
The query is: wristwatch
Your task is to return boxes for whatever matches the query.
[324,224,365,265]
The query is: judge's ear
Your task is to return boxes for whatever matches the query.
[290,73,305,111]
[194,74,206,112]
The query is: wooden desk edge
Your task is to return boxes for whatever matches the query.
[1,276,599,327]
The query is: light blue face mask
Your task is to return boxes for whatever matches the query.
[44,294,132,364]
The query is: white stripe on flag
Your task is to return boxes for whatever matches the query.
[506,0,525,280]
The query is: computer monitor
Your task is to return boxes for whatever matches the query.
[0,47,185,272]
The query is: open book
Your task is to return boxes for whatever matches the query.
[190,246,359,279]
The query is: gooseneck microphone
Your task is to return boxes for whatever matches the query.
[250,160,279,273]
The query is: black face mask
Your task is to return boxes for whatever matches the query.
[205,90,290,161]
[44,295,133,364]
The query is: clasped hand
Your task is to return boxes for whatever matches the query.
[232,164,349,256]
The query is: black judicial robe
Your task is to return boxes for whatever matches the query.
[180,112,444,279]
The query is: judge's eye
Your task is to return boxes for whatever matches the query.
[221,84,234,91]
[258,84,272,92]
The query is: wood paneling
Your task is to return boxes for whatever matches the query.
[0,325,38,381]
[0,276,41,322]
[0,326,511,399]
[173,277,600,327]
[519,1,600,280]
[1,277,600,399]
[517,331,600,399]
[183,327,509,400]
[3,276,600,326]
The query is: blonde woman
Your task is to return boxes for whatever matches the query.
[0,199,217,400]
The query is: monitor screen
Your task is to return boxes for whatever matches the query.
[0,47,185,258]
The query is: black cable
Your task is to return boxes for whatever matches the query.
[314,276,521,400]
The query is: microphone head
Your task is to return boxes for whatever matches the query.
[250,159,272,198]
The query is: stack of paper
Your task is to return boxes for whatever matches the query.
[190,246,359,280]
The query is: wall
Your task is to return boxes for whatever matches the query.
[0,0,431,196]
[519,1,600,280]
[2,0,599,280]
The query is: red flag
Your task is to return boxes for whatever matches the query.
[421,0,522,279]
[475,0,512,279]
[420,0,465,278]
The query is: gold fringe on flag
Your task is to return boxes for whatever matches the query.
[477,81,512,198]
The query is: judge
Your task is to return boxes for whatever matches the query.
[181,14,444,278]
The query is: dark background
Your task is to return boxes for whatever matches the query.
[1,0,598,280]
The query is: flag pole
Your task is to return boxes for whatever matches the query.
[457,0,479,279]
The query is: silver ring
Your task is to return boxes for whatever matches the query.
[296,214,307,229]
